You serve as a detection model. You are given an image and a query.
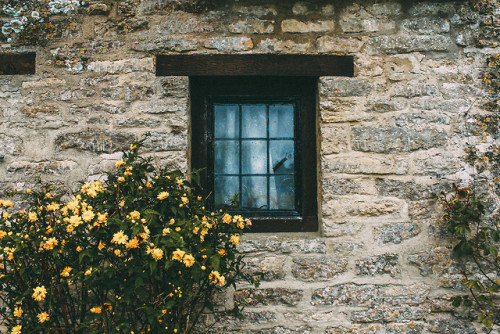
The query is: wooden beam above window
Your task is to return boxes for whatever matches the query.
[0,53,36,75]
[156,54,354,77]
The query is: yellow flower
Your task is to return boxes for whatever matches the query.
[129,211,140,219]
[218,249,226,256]
[130,144,137,150]
[76,246,83,252]
[183,254,195,267]
[222,214,231,224]
[3,212,11,219]
[176,178,183,185]
[148,247,163,261]
[111,231,128,245]
[13,306,23,317]
[44,193,52,199]
[230,235,240,245]
[115,159,125,168]
[181,197,189,204]
[97,213,108,223]
[42,237,58,250]
[98,241,106,251]
[114,249,121,256]
[118,177,125,182]
[172,249,185,261]
[0,230,7,239]
[11,325,21,334]
[163,228,170,235]
[193,227,199,234]
[66,225,74,233]
[32,286,47,301]
[26,189,32,194]
[69,215,82,227]
[85,268,92,276]
[37,312,49,323]
[175,227,181,232]
[170,218,175,225]
[2,200,13,208]
[46,202,60,211]
[119,201,125,207]
[28,212,38,222]
[90,306,102,314]
[209,271,225,286]
[157,192,169,200]
[60,267,72,277]
[81,210,95,222]
[125,237,139,250]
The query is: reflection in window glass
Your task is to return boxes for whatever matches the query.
[269,104,294,138]
[242,140,267,174]
[214,176,239,207]
[214,141,239,174]
[242,105,266,138]
[270,175,295,209]
[242,176,267,209]
[214,105,239,139]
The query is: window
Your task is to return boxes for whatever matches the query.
[191,77,317,232]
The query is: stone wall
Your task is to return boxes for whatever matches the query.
[1,0,498,333]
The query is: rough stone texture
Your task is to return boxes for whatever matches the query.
[234,288,303,306]
[355,253,400,277]
[291,256,348,281]
[0,0,495,332]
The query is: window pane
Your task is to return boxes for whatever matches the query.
[270,175,295,210]
[214,176,239,207]
[242,140,267,174]
[214,140,239,174]
[242,105,266,138]
[270,104,294,138]
[241,176,267,209]
[269,140,294,174]
[214,105,239,139]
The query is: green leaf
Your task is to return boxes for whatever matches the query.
[451,296,462,307]
[210,255,220,271]
[143,209,161,216]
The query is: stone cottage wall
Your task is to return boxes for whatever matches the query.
[0,0,497,333]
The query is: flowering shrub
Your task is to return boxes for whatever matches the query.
[0,142,256,333]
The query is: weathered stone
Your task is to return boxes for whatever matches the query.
[351,306,424,323]
[396,112,450,126]
[22,78,66,89]
[322,220,364,237]
[86,3,110,15]
[70,103,126,114]
[351,127,447,153]
[55,131,134,153]
[21,105,59,117]
[323,177,375,196]
[320,78,372,97]
[441,83,483,100]
[311,283,428,306]
[339,19,395,33]
[374,222,421,244]
[316,36,364,53]
[132,98,188,114]
[321,124,350,154]
[330,241,365,256]
[375,178,448,201]
[292,2,310,15]
[0,134,23,156]
[408,247,457,277]
[229,20,274,34]
[386,323,425,334]
[239,237,326,254]
[234,5,277,17]
[401,18,450,34]
[204,37,254,52]
[367,3,402,16]
[366,101,406,113]
[322,154,409,175]
[291,256,348,281]
[242,255,286,281]
[158,11,215,34]
[7,160,78,175]
[86,58,154,74]
[355,253,400,277]
[281,19,335,33]
[101,85,154,102]
[320,98,374,123]
[413,153,463,176]
[252,326,312,334]
[427,317,477,334]
[131,37,198,52]
[408,3,456,17]
[325,324,383,334]
[258,39,310,53]
[323,196,405,220]
[141,131,187,152]
[116,118,161,128]
[391,83,440,98]
[365,35,453,55]
[410,99,473,113]
[234,288,303,306]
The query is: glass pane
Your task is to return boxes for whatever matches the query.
[269,140,294,174]
[270,104,294,138]
[270,176,295,210]
[214,176,239,208]
[214,140,239,174]
[242,105,266,138]
[214,105,239,139]
[242,140,267,174]
[242,176,267,209]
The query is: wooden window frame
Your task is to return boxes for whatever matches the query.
[191,76,318,233]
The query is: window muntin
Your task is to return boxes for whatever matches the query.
[212,102,298,214]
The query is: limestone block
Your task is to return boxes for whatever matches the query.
[21,105,59,117]
[367,3,402,16]
[0,134,23,156]
[238,236,326,254]
[316,36,364,53]
[373,222,421,244]
[158,12,216,34]
[141,131,188,152]
[116,118,161,128]
[22,78,66,89]
[70,103,126,114]
[401,18,450,34]
[86,58,154,74]
[322,176,375,196]
[322,220,364,237]
[408,3,456,17]
[101,85,154,102]
[281,19,335,33]
[320,98,374,123]
[330,241,365,256]
[322,195,406,220]
[355,253,400,277]
[320,78,372,97]
[351,127,447,153]
[339,19,396,33]
[396,112,450,126]
[321,124,350,154]
[131,37,198,53]
[413,152,462,175]
[410,98,472,113]
[350,306,425,323]
[234,5,277,17]
[234,288,303,306]
[427,317,477,334]
[55,131,134,153]
[322,153,409,175]
[204,37,254,52]
[375,178,448,201]
[229,20,274,34]
[291,256,348,281]
[325,324,383,334]
[312,283,428,306]
[242,255,286,281]
[408,247,458,277]
[258,39,310,53]
[7,160,78,175]
[391,83,440,98]
[132,98,188,114]
[365,35,452,55]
